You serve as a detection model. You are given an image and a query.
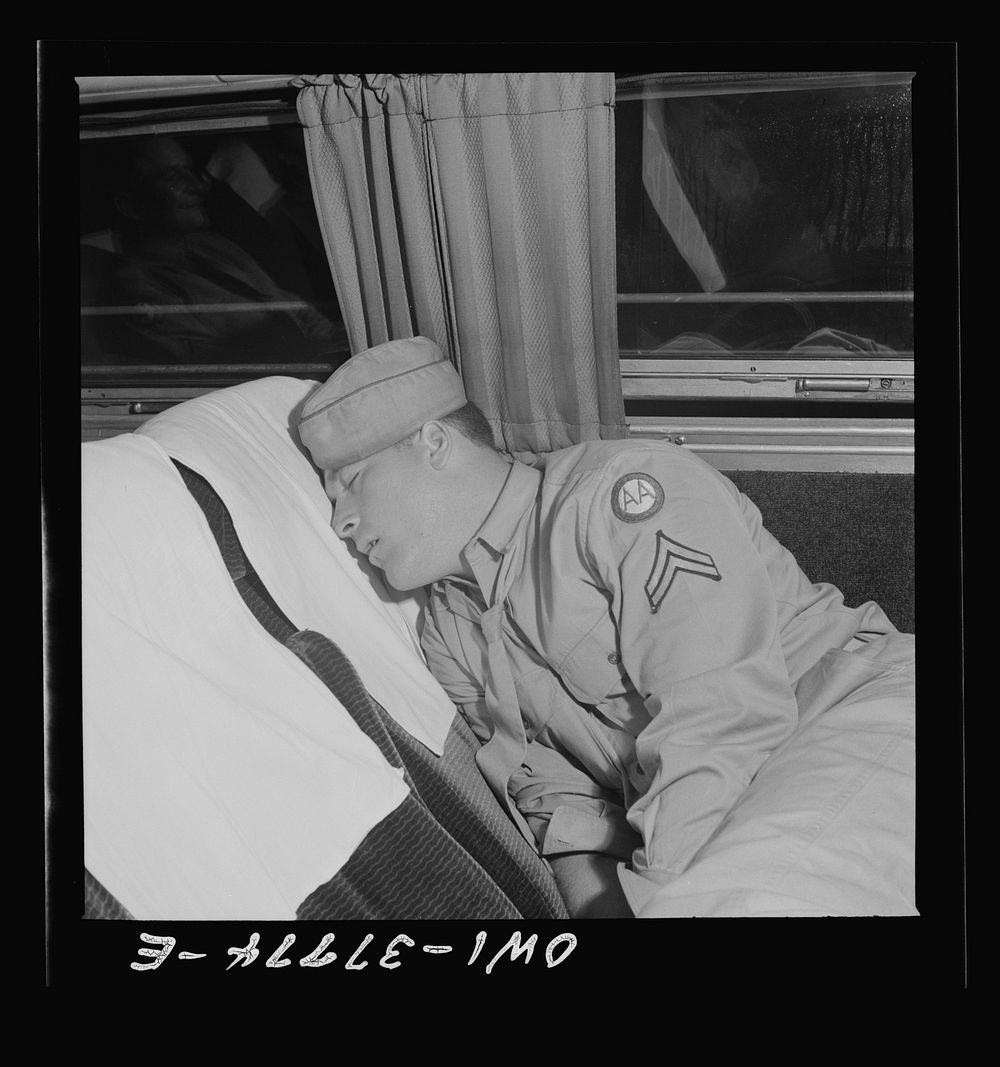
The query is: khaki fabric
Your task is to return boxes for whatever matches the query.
[421,439,898,884]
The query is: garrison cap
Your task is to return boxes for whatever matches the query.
[298,336,467,471]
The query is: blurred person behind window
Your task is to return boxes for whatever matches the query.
[102,134,344,364]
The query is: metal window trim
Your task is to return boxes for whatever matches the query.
[76,74,303,104]
[621,358,914,403]
[81,365,335,395]
[627,415,914,436]
[621,358,914,378]
[617,292,914,304]
[79,112,302,140]
[627,415,915,473]
[614,70,915,100]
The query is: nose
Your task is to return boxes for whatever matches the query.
[330,499,360,544]
[333,508,359,542]
[324,471,362,542]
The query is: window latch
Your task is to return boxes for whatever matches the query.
[795,378,871,394]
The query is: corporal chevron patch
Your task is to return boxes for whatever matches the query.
[644,531,722,613]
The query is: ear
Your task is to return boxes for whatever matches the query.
[418,420,452,471]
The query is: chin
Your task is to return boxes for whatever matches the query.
[382,560,445,593]
[382,570,424,594]
[377,561,408,592]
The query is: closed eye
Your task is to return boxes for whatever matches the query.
[328,470,359,513]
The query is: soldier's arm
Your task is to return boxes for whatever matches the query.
[585,451,800,886]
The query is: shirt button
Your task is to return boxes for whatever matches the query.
[607,652,621,664]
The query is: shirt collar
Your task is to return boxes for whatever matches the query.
[470,459,541,557]
[435,459,540,607]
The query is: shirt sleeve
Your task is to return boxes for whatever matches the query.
[510,741,640,861]
[583,449,800,883]
[421,588,641,861]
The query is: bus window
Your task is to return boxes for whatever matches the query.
[615,72,913,411]
[80,125,348,372]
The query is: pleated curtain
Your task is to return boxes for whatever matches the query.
[296,72,627,454]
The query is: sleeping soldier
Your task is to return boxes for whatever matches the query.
[298,336,915,918]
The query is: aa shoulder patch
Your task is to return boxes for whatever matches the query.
[611,472,664,523]
[644,531,722,613]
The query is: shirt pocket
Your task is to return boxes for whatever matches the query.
[559,614,636,712]
[556,614,645,729]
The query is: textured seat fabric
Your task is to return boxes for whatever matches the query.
[726,471,914,635]
[84,869,134,920]
[85,459,567,920]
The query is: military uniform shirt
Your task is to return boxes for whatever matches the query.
[420,439,896,885]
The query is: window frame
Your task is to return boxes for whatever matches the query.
[614,74,914,394]
[79,81,350,430]
[613,70,914,472]
[77,73,915,471]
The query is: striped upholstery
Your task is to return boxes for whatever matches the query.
[296,792,521,920]
[84,459,567,920]
[287,628,565,919]
[84,868,134,921]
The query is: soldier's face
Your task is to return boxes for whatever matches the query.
[326,444,459,591]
